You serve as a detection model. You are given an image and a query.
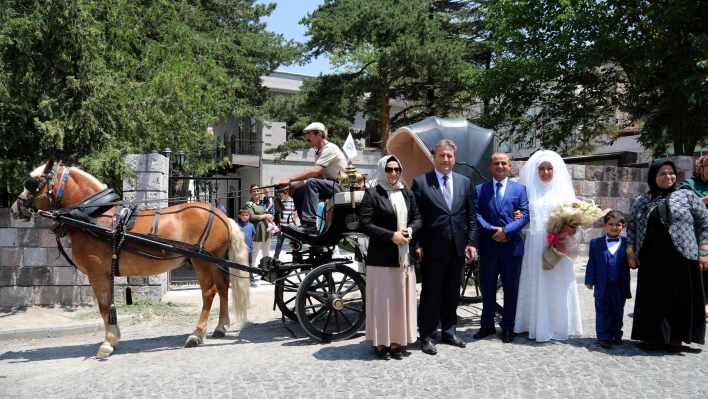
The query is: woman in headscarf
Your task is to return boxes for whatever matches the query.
[680,155,708,313]
[627,159,708,351]
[514,150,583,342]
[359,155,422,360]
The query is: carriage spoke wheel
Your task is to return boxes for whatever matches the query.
[295,263,366,342]
[459,258,504,315]
[275,272,305,321]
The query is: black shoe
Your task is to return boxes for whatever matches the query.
[289,223,319,236]
[473,326,497,340]
[611,337,624,346]
[390,346,403,360]
[599,340,612,349]
[374,346,390,360]
[421,338,437,355]
[441,333,466,348]
[501,329,515,343]
[666,344,682,353]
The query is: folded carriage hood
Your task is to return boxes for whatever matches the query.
[386,116,494,188]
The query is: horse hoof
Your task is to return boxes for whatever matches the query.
[96,343,114,358]
[212,329,226,338]
[184,336,201,348]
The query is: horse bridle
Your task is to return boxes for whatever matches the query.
[17,166,70,216]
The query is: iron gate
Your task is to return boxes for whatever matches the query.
[168,175,242,286]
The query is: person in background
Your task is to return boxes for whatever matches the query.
[245,184,273,285]
[585,210,632,349]
[680,155,708,314]
[627,159,708,352]
[261,187,276,216]
[359,155,422,360]
[215,199,226,214]
[274,188,298,259]
[237,208,257,287]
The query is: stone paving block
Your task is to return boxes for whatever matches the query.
[23,247,47,266]
[33,267,52,285]
[617,167,633,182]
[52,267,77,285]
[572,181,581,195]
[579,181,597,197]
[603,166,617,181]
[618,182,637,198]
[585,166,604,181]
[130,285,164,302]
[80,286,97,304]
[17,267,35,286]
[609,182,620,197]
[41,229,57,247]
[0,286,33,307]
[115,276,128,286]
[582,227,605,243]
[1,248,23,266]
[596,182,610,197]
[76,270,90,286]
[36,216,57,228]
[147,153,167,173]
[0,208,9,228]
[35,286,82,305]
[0,228,18,247]
[128,276,148,286]
[47,247,72,266]
[614,197,631,213]
[19,228,40,247]
[125,154,147,173]
[10,217,34,228]
[0,267,19,286]
[572,165,586,180]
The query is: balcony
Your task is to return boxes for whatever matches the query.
[215,137,261,168]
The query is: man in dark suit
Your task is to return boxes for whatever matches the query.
[412,139,478,355]
[473,152,529,343]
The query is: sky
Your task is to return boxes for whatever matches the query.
[257,0,334,76]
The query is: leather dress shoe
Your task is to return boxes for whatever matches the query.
[289,223,319,236]
[374,346,390,360]
[599,340,612,349]
[610,337,623,346]
[390,346,403,360]
[473,326,497,340]
[442,334,466,348]
[421,338,437,355]
[501,329,515,343]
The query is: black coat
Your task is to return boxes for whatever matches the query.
[359,186,422,267]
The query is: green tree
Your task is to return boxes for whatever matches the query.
[471,0,708,156]
[0,0,299,194]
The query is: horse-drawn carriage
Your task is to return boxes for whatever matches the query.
[10,116,501,358]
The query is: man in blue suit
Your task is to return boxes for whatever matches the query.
[412,139,478,355]
[473,152,529,343]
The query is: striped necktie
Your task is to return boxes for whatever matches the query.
[442,174,452,210]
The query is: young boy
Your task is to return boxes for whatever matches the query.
[585,210,633,348]
[237,208,258,287]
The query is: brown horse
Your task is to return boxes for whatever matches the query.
[10,157,250,358]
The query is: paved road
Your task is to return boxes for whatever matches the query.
[1,278,707,398]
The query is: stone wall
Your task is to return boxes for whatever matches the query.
[0,154,169,308]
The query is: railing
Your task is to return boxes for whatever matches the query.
[215,137,260,160]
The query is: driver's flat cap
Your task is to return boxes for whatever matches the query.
[303,122,326,132]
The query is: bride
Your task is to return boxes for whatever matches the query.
[513,150,582,341]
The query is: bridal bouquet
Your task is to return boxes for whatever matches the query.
[543,200,608,270]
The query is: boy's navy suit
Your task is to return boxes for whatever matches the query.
[585,235,632,341]
[474,178,529,331]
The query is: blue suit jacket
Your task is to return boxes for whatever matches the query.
[411,170,478,258]
[585,236,632,299]
[475,179,530,257]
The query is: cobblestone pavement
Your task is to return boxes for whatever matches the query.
[1,279,707,399]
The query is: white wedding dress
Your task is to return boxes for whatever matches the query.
[513,152,582,342]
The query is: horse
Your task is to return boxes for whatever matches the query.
[10,157,250,358]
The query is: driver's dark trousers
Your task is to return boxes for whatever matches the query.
[292,178,342,225]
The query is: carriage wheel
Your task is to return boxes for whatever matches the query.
[295,263,366,342]
[459,258,504,315]
[274,272,305,321]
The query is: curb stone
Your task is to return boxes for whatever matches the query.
[0,315,133,341]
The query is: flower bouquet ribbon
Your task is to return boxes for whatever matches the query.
[543,201,609,270]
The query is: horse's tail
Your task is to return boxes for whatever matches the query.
[228,218,250,324]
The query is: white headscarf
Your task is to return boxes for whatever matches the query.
[517,150,576,233]
[376,155,409,267]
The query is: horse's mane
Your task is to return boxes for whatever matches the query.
[30,163,107,190]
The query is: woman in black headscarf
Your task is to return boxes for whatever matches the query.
[627,160,708,352]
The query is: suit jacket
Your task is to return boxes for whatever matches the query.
[585,236,632,299]
[475,179,530,257]
[359,186,422,267]
[411,170,478,258]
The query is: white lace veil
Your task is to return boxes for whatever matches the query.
[517,150,577,233]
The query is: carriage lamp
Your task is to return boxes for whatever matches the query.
[337,162,362,187]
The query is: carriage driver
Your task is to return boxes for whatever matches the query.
[279,122,348,236]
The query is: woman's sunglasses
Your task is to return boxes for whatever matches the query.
[385,167,402,174]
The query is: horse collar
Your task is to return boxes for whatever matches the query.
[55,167,71,206]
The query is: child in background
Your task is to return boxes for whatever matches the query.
[237,208,258,287]
[585,210,633,348]
[261,187,279,233]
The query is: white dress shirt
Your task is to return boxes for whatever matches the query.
[606,235,620,255]
[434,169,453,198]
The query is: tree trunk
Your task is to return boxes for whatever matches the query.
[381,89,391,155]
[672,102,685,155]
